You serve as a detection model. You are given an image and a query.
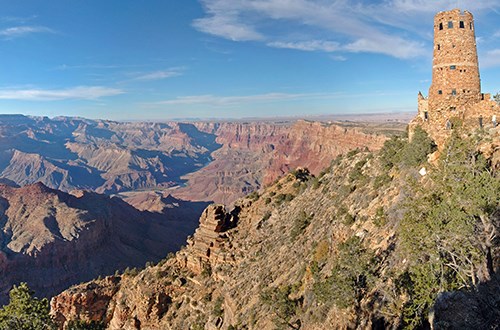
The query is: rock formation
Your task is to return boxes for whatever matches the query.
[174,120,388,204]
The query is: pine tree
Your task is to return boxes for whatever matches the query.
[0,283,55,330]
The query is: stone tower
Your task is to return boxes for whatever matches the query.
[428,9,481,112]
[412,9,499,147]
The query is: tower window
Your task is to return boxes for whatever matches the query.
[439,23,443,30]
[448,21,453,28]
[470,22,473,29]
[459,21,465,28]
[451,89,457,96]
[450,107,456,111]
[438,90,443,95]
[437,44,440,50]
[450,65,456,70]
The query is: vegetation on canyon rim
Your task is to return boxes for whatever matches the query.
[0,284,103,330]
[250,126,497,329]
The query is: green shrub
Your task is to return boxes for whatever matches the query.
[260,285,299,326]
[348,158,368,183]
[310,177,321,189]
[262,211,272,221]
[313,237,374,309]
[66,320,106,330]
[373,207,387,227]
[290,211,313,239]
[212,297,224,318]
[0,283,56,330]
[346,149,360,158]
[275,193,295,205]
[379,135,406,170]
[248,191,260,201]
[401,126,437,167]
[337,204,355,225]
[373,173,392,189]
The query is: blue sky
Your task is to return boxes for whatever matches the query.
[0,0,498,120]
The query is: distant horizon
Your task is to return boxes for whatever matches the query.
[0,1,498,120]
[0,109,415,123]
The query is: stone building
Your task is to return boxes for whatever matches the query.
[411,9,499,147]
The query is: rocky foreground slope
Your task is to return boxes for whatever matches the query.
[51,126,500,329]
[0,182,208,305]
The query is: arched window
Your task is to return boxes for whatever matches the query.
[439,22,443,30]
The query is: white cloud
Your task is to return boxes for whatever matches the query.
[344,36,426,59]
[268,40,340,52]
[153,91,407,107]
[55,64,123,70]
[133,68,184,81]
[193,0,500,59]
[0,25,55,39]
[481,49,500,68]
[330,55,347,62]
[193,16,264,41]
[0,16,37,24]
[0,86,124,101]
[157,92,315,106]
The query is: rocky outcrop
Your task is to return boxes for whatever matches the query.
[0,182,207,304]
[430,274,500,329]
[184,204,237,274]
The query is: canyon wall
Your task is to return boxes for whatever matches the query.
[173,120,387,204]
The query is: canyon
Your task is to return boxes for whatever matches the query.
[0,114,398,308]
[0,115,393,204]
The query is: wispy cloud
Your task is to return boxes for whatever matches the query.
[0,15,37,24]
[268,40,340,52]
[193,0,499,59]
[152,90,408,108]
[133,68,184,81]
[0,25,55,39]
[55,64,124,71]
[0,86,124,101]
[481,49,500,68]
[153,92,355,107]
[330,55,347,62]
[156,92,314,106]
[193,14,264,41]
